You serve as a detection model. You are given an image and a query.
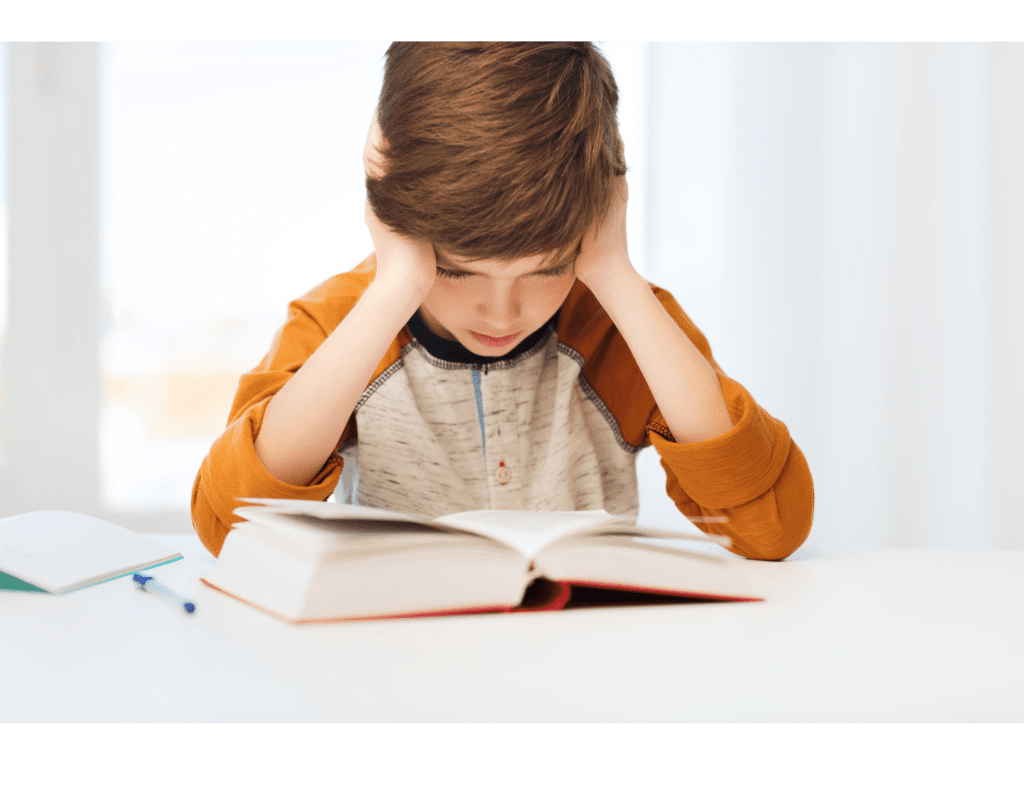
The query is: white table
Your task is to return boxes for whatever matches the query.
[2,535,1022,722]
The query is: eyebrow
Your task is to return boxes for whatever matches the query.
[435,245,579,275]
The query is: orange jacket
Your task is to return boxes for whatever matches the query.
[192,256,813,560]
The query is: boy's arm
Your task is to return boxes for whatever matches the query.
[192,204,437,557]
[254,203,435,488]
[190,290,352,557]
[196,117,438,557]
[575,178,732,445]
[575,178,813,560]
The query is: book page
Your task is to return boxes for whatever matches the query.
[234,500,730,560]
[434,510,634,559]
[231,510,467,555]
[538,538,757,601]
[435,510,731,559]
[237,498,429,526]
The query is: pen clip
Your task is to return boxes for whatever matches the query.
[132,573,153,587]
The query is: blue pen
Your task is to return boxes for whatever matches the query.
[133,573,196,613]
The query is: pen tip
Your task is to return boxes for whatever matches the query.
[184,603,195,613]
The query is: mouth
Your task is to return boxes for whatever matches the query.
[468,330,521,348]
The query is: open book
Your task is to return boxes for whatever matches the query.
[199,498,761,623]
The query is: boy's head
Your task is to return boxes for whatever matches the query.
[365,42,626,355]
[367,42,626,261]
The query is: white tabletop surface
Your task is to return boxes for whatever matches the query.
[2,534,1022,722]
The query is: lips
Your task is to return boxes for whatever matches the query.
[469,330,521,348]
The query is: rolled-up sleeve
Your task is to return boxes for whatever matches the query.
[647,373,814,561]
[191,391,345,557]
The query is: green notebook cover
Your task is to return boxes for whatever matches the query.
[0,570,47,593]
[0,556,182,594]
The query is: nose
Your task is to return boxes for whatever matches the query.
[477,280,521,330]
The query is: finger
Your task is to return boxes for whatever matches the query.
[363,112,386,180]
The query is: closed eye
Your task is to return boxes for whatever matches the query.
[534,263,573,278]
[435,267,473,280]
[435,262,574,280]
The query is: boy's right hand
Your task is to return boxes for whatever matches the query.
[364,199,437,301]
[363,113,436,300]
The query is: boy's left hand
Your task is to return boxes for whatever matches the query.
[573,176,635,292]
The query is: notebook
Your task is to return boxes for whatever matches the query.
[0,510,183,594]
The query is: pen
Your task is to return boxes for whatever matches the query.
[133,573,196,613]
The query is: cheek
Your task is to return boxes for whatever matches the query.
[527,276,576,313]
[422,279,468,314]
[420,280,493,332]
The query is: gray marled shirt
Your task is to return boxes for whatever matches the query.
[334,310,641,519]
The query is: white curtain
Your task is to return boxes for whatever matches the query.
[637,43,1024,556]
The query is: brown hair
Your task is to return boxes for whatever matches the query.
[366,42,627,262]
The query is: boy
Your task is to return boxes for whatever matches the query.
[191,42,814,561]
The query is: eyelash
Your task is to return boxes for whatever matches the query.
[435,263,573,281]
[539,263,573,279]
[435,267,471,280]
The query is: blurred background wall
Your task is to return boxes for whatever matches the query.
[1,42,1022,557]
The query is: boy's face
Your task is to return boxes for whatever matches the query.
[418,246,578,356]
[365,112,577,356]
